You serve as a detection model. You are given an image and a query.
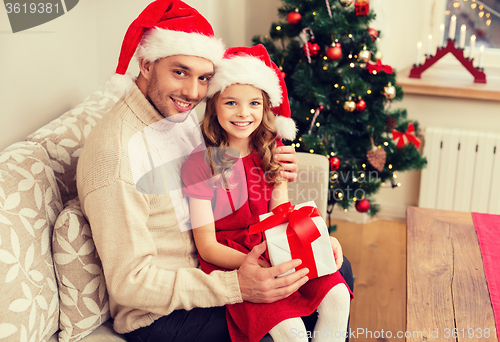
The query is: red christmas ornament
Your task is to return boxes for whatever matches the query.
[281,71,286,79]
[356,98,367,112]
[326,42,342,61]
[368,27,379,41]
[329,156,341,171]
[355,199,370,213]
[287,10,302,25]
[355,0,369,16]
[303,38,321,58]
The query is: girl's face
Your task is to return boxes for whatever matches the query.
[216,84,264,150]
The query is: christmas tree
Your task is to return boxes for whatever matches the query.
[253,0,426,217]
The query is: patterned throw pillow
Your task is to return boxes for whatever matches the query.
[52,198,110,342]
[27,82,122,204]
[0,141,63,342]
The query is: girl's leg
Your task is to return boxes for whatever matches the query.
[312,284,350,341]
[269,317,308,342]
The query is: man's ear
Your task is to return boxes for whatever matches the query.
[138,58,154,81]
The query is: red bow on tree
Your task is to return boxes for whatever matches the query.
[367,60,393,74]
[392,123,421,149]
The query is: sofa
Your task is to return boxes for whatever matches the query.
[0,81,329,342]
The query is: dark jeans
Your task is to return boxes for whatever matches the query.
[125,306,231,342]
[125,257,354,342]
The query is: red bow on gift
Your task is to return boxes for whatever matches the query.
[249,202,322,278]
[392,123,421,149]
[367,60,393,74]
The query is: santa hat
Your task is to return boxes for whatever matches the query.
[111,0,225,95]
[207,44,297,141]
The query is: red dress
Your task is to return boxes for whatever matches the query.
[181,145,351,342]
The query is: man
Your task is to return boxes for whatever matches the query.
[77,1,352,341]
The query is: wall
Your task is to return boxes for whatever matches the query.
[0,0,151,151]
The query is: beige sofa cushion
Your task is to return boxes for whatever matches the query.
[288,152,329,219]
[27,86,121,204]
[48,320,126,342]
[52,199,110,342]
[0,141,63,341]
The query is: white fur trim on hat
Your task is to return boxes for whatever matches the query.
[135,28,225,65]
[275,115,297,141]
[207,56,282,107]
[107,74,136,98]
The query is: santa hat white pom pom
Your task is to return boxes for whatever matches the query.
[106,74,135,98]
[275,115,297,141]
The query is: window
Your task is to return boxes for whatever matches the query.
[444,0,500,49]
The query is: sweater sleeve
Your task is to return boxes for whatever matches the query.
[82,179,242,316]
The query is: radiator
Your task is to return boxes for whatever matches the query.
[419,127,500,214]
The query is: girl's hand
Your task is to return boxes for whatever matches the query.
[275,146,298,182]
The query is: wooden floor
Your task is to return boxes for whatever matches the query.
[331,218,407,342]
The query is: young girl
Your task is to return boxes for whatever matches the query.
[181,44,351,342]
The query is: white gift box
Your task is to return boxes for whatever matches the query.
[258,201,337,278]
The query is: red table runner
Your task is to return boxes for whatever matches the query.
[472,212,500,332]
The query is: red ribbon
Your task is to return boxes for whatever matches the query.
[366,60,393,74]
[392,123,421,149]
[249,202,322,278]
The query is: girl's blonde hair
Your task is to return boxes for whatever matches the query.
[200,89,282,186]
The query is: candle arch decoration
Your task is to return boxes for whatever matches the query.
[409,39,486,84]
[409,16,487,84]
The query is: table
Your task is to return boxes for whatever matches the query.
[406,207,498,341]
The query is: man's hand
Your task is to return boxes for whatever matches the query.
[237,242,309,303]
[330,236,344,271]
[275,145,298,182]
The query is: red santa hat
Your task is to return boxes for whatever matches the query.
[207,44,297,141]
[111,0,225,95]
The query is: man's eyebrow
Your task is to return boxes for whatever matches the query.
[170,62,191,70]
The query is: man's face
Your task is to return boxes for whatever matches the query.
[146,55,214,122]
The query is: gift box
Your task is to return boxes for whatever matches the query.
[249,201,336,279]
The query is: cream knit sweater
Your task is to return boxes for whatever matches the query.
[76,84,242,334]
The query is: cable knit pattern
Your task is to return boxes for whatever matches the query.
[76,84,242,334]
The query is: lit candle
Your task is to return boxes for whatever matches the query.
[439,24,445,47]
[438,24,444,46]
[416,41,422,65]
[478,45,485,68]
[449,15,457,40]
[459,25,466,48]
[427,35,433,56]
[469,35,476,59]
